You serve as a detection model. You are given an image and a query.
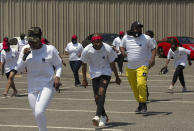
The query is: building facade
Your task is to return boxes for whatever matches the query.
[0,0,194,54]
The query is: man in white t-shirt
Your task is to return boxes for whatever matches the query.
[1,39,18,96]
[9,27,62,131]
[112,31,124,75]
[120,21,156,113]
[81,34,121,127]
[163,41,192,92]
[65,35,83,87]
[18,33,28,53]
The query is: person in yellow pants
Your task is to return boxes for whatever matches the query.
[126,66,148,103]
[120,21,156,113]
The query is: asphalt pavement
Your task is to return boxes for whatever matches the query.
[0,57,194,131]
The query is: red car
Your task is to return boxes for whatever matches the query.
[157,36,194,59]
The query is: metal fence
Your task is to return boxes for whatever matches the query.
[0,0,194,54]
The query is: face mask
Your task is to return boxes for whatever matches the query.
[130,31,142,37]
[72,39,77,44]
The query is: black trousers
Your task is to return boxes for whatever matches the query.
[115,54,124,73]
[172,65,185,87]
[92,75,111,116]
[69,60,82,85]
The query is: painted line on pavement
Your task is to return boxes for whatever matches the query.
[1,97,193,104]
[0,107,134,115]
[0,124,123,131]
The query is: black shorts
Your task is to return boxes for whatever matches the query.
[5,69,17,79]
[92,75,111,95]
[5,71,10,79]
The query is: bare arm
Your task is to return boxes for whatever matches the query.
[188,55,192,66]
[120,47,127,57]
[110,62,121,85]
[1,62,4,75]
[165,59,170,67]
[149,48,156,69]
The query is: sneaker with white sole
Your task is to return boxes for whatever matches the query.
[99,116,107,127]
[168,85,174,91]
[92,116,100,126]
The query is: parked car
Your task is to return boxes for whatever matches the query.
[9,37,19,51]
[157,36,194,59]
[81,33,127,61]
[81,33,119,48]
[9,37,28,51]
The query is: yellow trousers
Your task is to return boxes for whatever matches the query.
[126,66,148,103]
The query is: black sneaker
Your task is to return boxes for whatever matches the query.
[140,103,147,113]
[135,103,142,113]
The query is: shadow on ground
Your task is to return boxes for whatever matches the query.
[140,111,173,117]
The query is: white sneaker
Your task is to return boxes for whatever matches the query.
[182,87,187,92]
[92,116,100,126]
[99,116,107,127]
[168,85,174,91]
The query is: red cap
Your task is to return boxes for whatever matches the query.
[72,35,77,39]
[119,31,124,36]
[92,36,103,41]
[3,42,9,49]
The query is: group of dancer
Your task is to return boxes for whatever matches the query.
[0,21,192,130]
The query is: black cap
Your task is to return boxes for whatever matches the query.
[28,27,42,38]
[131,21,144,30]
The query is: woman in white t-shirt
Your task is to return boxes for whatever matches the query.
[1,38,18,96]
[65,35,83,87]
[164,41,192,92]
[9,27,62,131]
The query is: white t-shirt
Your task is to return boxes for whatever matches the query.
[120,34,156,69]
[65,42,83,61]
[167,47,191,68]
[18,39,28,53]
[148,38,157,59]
[81,43,117,79]
[112,37,122,55]
[16,44,62,92]
[1,48,18,73]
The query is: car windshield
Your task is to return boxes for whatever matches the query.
[102,34,118,44]
[9,38,18,45]
[177,37,194,44]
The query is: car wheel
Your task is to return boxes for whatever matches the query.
[158,47,165,58]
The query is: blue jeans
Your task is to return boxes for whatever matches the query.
[69,60,82,85]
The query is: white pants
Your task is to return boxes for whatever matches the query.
[28,87,54,131]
